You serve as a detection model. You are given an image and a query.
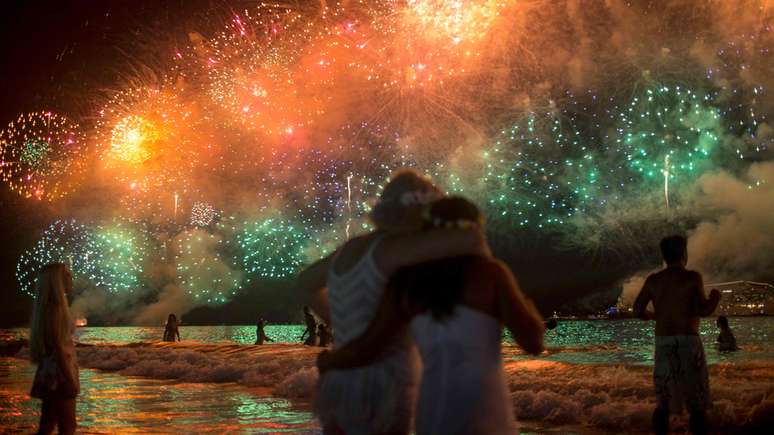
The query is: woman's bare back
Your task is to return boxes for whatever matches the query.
[414,256,544,355]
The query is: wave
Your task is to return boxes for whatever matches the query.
[7,340,774,432]
[505,359,774,432]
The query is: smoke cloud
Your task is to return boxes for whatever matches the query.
[9,1,774,319]
[688,161,774,283]
[619,161,774,307]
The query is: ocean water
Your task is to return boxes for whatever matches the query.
[0,358,317,434]
[1,318,772,433]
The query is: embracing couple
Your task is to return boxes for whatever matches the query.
[298,169,545,435]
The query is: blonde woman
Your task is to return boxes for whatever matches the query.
[29,262,79,435]
[298,169,491,435]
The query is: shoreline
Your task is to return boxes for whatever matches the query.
[4,339,772,433]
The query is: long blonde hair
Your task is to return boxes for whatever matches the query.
[29,263,73,363]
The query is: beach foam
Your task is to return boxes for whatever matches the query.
[503,355,774,433]
[9,341,774,432]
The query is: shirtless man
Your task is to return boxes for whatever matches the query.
[634,235,720,435]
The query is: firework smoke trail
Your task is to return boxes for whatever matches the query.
[2,1,773,320]
[664,154,670,209]
[346,173,353,238]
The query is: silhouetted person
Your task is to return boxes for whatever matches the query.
[163,314,181,342]
[316,197,543,434]
[299,170,490,434]
[634,235,721,435]
[544,318,558,330]
[300,306,318,346]
[317,323,333,347]
[255,318,273,345]
[29,263,79,435]
[716,316,738,351]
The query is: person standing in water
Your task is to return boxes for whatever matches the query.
[300,306,319,346]
[634,235,721,435]
[317,197,544,435]
[29,263,79,435]
[298,169,490,435]
[255,318,274,345]
[317,323,333,347]
[163,314,181,342]
[716,316,738,351]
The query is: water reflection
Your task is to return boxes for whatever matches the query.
[67,325,307,346]
[0,358,319,434]
[505,317,774,365]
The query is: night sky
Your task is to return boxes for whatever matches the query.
[10,1,764,326]
[0,1,221,326]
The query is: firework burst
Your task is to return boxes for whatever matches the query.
[237,216,309,279]
[0,112,87,201]
[190,201,217,227]
[97,87,199,192]
[174,226,243,305]
[16,220,99,297]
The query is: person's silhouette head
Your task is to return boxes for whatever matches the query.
[396,196,485,320]
[660,235,687,266]
[717,315,729,329]
[303,306,311,315]
[167,313,177,325]
[423,196,484,230]
[371,169,443,231]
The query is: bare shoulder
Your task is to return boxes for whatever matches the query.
[673,268,703,286]
[686,269,704,289]
[644,269,667,288]
[685,269,703,280]
[646,269,664,281]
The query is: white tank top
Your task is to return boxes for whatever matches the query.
[327,235,387,347]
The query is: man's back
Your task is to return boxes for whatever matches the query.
[636,236,719,434]
[634,266,718,336]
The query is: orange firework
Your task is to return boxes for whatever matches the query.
[96,86,199,193]
[192,7,330,138]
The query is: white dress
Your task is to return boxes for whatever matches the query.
[411,306,516,435]
[316,236,418,435]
